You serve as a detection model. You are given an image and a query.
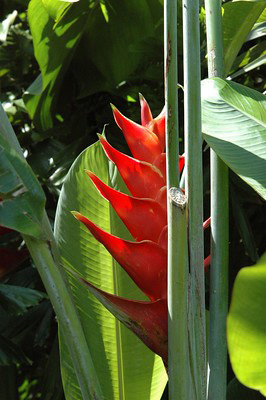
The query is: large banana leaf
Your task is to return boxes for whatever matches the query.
[201,78,266,200]
[54,141,167,400]
[25,0,89,130]
[227,253,266,397]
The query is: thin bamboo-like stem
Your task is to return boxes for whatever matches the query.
[164,1,190,398]
[183,1,206,399]
[24,218,103,400]
[168,189,189,398]
[205,1,229,399]
[1,109,103,399]
[164,0,179,188]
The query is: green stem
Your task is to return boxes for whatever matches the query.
[183,1,206,399]
[164,0,179,188]
[164,1,190,398]
[24,216,103,399]
[205,1,229,399]
[1,107,103,399]
[168,189,190,398]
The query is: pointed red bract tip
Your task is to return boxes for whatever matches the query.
[80,278,168,363]
[86,171,167,243]
[139,93,153,127]
[99,136,166,199]
[72,211,82,220]
[112,106,162,164]
[74,213,167,301]
[147,106,166,151]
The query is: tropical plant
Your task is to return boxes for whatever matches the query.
[0,0,265,399]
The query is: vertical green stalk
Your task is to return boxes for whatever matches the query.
[24,216,103,400]
[165,1,190,398]
[205,1,229,400]
[183,1,206,399]
[1,110,103,400]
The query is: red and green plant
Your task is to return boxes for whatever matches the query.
[72,97,211,367]
[0,0,265,399]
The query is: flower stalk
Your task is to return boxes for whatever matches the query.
[205,1,229,399]
[164,0,190,397]
[183,0,207,398]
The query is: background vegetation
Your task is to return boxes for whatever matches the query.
[0,0,265,399]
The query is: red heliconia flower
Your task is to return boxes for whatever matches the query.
[73,97,209,367]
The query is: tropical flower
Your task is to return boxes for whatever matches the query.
[73,96,209,367]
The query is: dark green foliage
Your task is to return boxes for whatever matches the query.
[0,0,265,398]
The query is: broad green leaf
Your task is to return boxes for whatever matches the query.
[41,0,72,22]
[54,141,167,400]
[0,105,45,237]
[201,78,266,199]
[227,253,266,396]
[79,1,162,91]
[257,7,266,23]
[222,1,266,74]
[26,0,163,126]
[25,0,89,130]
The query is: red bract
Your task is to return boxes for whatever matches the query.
[85,171,166,242]
[99,136,166,199]
[80,278,168,363]
[112,105,163,162]
[73,98,209,367]
[73,212,167,301]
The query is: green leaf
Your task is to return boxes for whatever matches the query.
[227,253,266,396]
[78,0,162,92]
[257,7,266,23]
[246,21,266,41]
[54,141,167,400]
[0,105,46,237]
[231,41,266,73]
[25,0,163,124]
[41,0,72,23]
[201,78,266,199]
[24,0,89,130]
[0,284,47,316]
[222,1,266,74]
